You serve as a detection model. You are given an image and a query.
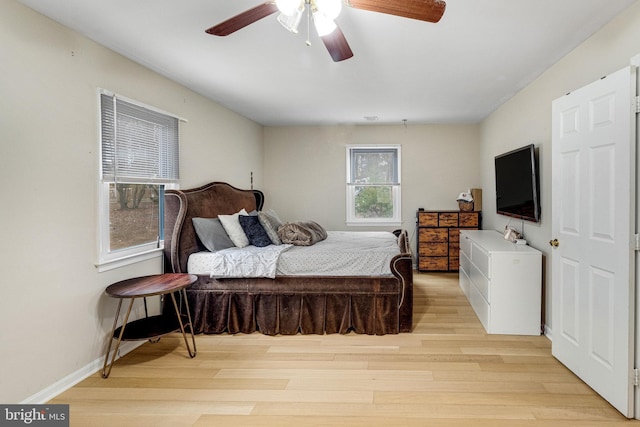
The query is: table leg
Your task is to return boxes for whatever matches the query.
[101,298,135,378]
[170,290,197,358]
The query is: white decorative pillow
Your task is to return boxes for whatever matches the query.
[218,209,250,248]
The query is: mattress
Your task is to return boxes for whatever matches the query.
[187,230,400,277]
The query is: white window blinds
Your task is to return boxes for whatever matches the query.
[100,93,179,183]
[348,147,399,185]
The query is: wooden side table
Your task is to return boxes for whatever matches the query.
[101,273,198,378]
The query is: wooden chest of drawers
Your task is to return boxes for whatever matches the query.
[417,210,481,272]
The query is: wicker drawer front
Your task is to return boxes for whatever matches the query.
[419,243,448,257]
[419,257,449,271]
[439,212,459,227]
[449,256,460,271]
[449,229,460,249]
[460,212,480,227]
[419,228,448,242]
[418,212,438,226]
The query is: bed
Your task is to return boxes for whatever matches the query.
[163,181,413,335]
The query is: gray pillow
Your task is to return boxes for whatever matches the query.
[192,217,235,252]
[258,210,283,245]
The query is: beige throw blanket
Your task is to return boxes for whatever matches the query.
[278,221,327,246]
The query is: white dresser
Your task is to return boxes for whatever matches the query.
[459,230,542,335]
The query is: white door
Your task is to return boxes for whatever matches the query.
[551,65,637,417]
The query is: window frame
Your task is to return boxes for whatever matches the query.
[96,89,182,271]
[345,144,402,227]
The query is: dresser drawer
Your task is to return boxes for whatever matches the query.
[469,261,490,302]
[459,212,479,227]
[471,243,490,278]
[417,212,438,227]
[419,257,449,271]
[449,241,460,255]
[459,264,471,297]
[419,243,448,256]
[459,251,471,274]
[460,234,472,258]
[468,280,490,331]
[419,228,448,242]
[439,212,459,227]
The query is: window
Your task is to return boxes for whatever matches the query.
[98,90,180,270]
[346,145,401,226]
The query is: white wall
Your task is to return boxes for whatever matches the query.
[263,124,481,248]
[479,0,640,333]
[0,0,262,403]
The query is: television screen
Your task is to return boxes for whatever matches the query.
[494,144,540,223]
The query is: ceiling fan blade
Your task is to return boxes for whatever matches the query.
[345,0,446,23]
[320,26,354,62]
[206,2,279,36]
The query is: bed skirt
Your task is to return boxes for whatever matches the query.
[184,274,407,335]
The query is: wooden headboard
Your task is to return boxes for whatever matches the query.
[163,182,264,274]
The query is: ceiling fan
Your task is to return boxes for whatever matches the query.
[206,0,446,62]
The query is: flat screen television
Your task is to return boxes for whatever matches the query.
[494,144,540,223]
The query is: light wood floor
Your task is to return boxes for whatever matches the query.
[51,272,640,426]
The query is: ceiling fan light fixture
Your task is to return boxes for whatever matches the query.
[275,0,303,16]
[314,0,342,20]
[207,0,445,62]
[312,7,337,36]
[277,8,303,33]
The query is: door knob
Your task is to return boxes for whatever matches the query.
[549,239,559,247]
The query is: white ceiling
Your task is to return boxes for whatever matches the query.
[17,0,637,126]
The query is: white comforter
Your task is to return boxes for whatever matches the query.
[189,244,292,279]
[187,231,400,278]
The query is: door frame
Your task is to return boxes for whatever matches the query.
[632,53,640,419]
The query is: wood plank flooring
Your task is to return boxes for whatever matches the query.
[50,272,640,426]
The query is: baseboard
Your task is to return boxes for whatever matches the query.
[20,340,145,404]
[544,324,553,341]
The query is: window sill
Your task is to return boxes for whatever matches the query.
[96,248,164,273]
[346,221,403,227]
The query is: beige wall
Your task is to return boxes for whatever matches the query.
[479,0,640,333]
[0,0,262,403]
[263,124,481,242]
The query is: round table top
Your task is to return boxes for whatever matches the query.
[105,273,198,298]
